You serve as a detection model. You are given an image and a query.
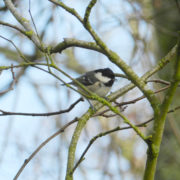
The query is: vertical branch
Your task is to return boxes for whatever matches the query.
[28,0,40,39]
[143,33,180,180]
[65,110,94,180]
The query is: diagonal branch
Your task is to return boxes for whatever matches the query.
[0,20,28,36]
[84,0,97,24]
[83,14,160,114]
[3,0,43,50]
[48,0,83,23]
[49,0,159,114]
[0,64,17,95]
[0,98,83,116]
[72,103,180,174]
[13,118,79,180]
[110,43,177,101]
[94,85,171,117]
[72,118,154,174]
[0,35,27,61]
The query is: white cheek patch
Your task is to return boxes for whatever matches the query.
[95,72,111,83]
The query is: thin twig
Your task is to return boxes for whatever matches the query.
[13,117,79,180]
[0,20,27,35]
[3,0,42,50]
[72,104,180,174]
[0,98,83,116]
[0,64,17,95]
[48,0,83,23]
[117,86,170,106]
[0,62,98,99]
[94,85,170,117]
[32,64,91,99]
[33,65,79,93]
[147,79,171,85]
[0,35,26,61]
[28,0,40,40]
[71,118,153,174]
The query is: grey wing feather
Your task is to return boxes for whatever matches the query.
[72,71,97,86]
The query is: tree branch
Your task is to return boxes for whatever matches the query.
[72,118,153,174]
[94,85,171,117]
[84,0,97,24]
[0,35,27,61]
[110,43,177,101]
[0,98,83,116]
[3,0,43,50]
[13,117,79,180]
[51,38,104,54]
[50,0,160,115]
[143,33,180,180]
[0,64,17,95]
[72,104,180,174]
[0,20,27,36]
[48,0,83,23]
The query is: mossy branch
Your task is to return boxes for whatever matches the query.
[65,93,146,180]
[48,0,160,114]
[3,0,43,50]
[50,38,105,54]
[2,2,179,179]
[48,0,83,23]
[84,0,97,24]
[143,34,180,180]
[0,41,178,180]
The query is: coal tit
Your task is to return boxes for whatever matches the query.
[68,68,115,97]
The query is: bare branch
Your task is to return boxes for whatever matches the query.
[72,104,180,174]
[94,85,170,117]
[0,20,27,35]
[13,117,79,180]
[28,0,40,40]
[0,97,83,116]
[49,0,160,116]
[72,118,153,174]
[84,0,97,24]
[48,0,83,23]
[32,64,94,99]
[117,86,170,106]
[147,79,171,85]
[0,35,27,61]
[3,0,43,50]
[0,64,17,95]
[51,38,104,54]
[0,62,98,99]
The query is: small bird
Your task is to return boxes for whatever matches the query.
[68,68,115,97]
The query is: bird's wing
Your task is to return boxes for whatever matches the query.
[71,71,97,86]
